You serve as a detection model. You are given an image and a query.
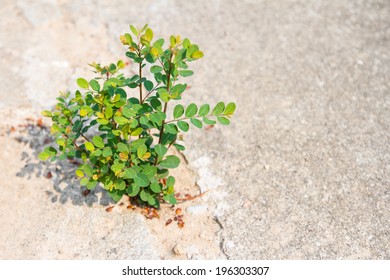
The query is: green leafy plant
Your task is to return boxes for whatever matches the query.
[39,24,236,208]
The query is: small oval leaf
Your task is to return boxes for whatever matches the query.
[190,118,203,129]
[173,104,184,119]
[159,155,180,169]
[224,102,236,115]
[185,103,198,118]
[90,79,100,91]
[212,102,225,115]
[217,116,230,125]
[198,104,210,117]
[92,135,104,148]
[177,120,189,132]
[77,78,89,89]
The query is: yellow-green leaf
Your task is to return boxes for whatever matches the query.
[75,169,84,178]
[192,51,204,59]
[77,78,89,89]
[41,110,52,117]
[85,142,95,151]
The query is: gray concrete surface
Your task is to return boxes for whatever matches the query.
[0,0,389,259]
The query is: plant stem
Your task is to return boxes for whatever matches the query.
[157,53,173,145]
[139,61,143,104]
[165,113,226,124]
[141,83,160,103]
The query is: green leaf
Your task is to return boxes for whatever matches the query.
[173,143,185,151]
[150,183,161,193]
[153,38,164,49]
[121,33,133,45]
[114,116,128,125]
[171,84,187,97]
[203,116,217,125]
[45,147,57,156]
[217,116,231,125]
[117,60,126,69]
[117,142,129,153]
[122,107,135,118]
[185,103,198,118]
[92,136,104,148]
[115,179,126,190]
[190,118,203,128]
[150,65,163,73]
[183,38,190,48]
[149,113,163,124]
[159,155,180,169]
[41,110,52,117]
[166,176,175,187]
[157,88,170,102]
[107,189,123,202]
[134,173,149,187]
[83,164,93,177]
[38,151,50,161]
[144,80,153,91]
[145,28,153,41]
[177,120,189,132]
[80,177,89,186]
[154,144,168,157]
[129,25,138,36]
[164,123,178,134]
[90,79,100,91]
[164,194,177,205]
[140,116,148,125]
[149,196,159,207]
[127,184,140,197]
[85,142,95,151]
[97,118,109,125]
[131,127,143,136]
[105,106,113,119]
[179,70,193,77]
[156,169,169,180]
[102,147,112,157]
[111,163,125,174]
[170,35,176,47]
[140,24,149,33]
[90,149,102,157]
[198,104,210,117]
[224,102,236,115]
[143,165,157,179]
[123,168,137,179]
[140,189,149,202]
[86,180,98,190]
[212,102,225,115]
[192,50,204,59]
[137,144,147,158]
[75,169,84,178]
[79,106,90,117]
[109,63,117,73]
[77,78,89,89]
[150,47,159,57]
[173,104,184,118]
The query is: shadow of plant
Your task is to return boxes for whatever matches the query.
[15,123,114,206]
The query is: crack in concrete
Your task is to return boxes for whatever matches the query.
[214,215,229,259]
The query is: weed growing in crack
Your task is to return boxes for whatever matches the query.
[39,24,235,208]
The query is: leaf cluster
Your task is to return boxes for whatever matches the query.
[39,24,236,208]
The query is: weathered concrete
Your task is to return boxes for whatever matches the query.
[0,0,389,259]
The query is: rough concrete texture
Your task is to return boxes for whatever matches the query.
[0,0,389,259]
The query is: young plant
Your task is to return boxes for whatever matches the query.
[39,24,236,208]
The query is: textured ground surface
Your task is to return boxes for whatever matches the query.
[0,0,389,259]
